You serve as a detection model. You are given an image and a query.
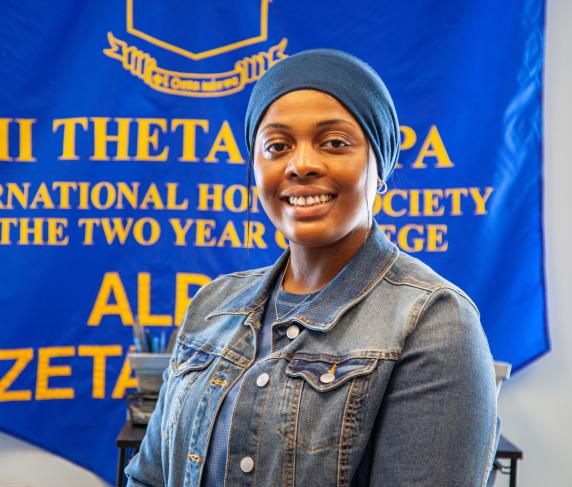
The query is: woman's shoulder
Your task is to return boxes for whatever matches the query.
[381,252,491,369]
[383,250,479,315]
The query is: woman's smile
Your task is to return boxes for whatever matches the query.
[286,194,335,207]
[280,186,338,219]
[282,194,336,219]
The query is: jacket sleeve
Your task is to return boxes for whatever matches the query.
[367,288,498,487]
[124,364,171,486]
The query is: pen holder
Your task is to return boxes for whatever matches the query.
[127,352,171,394]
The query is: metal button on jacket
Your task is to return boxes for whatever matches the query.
[256,372,270,387]
[286,325,300,339]
[240,456,255,473]
[320,373,335,384]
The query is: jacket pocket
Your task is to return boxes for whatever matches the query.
[170,341,216,376]
[278,355,378,453]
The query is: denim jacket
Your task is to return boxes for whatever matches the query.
[125,224,498,487]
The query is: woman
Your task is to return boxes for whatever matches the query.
[126,49,498,486]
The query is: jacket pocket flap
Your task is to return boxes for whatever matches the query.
[171,342,216,376]
[285,357,377,392]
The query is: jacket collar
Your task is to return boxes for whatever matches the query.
[207,224,399,332]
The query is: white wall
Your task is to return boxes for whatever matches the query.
[0,431,109,487]
[0,1,570,486]
[494,0,572,486]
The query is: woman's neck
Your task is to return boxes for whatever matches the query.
[282,224,372,294]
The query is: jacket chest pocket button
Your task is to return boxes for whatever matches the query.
[286,357,377,392]
[319,372,335,384]
[286,325,300,339]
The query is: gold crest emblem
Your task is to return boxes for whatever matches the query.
[104,0,287,97]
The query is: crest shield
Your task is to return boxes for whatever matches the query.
[127,0,269,60]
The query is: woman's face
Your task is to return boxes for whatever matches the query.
[253,89,378,248]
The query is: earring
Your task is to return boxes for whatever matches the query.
[376,179,388,195]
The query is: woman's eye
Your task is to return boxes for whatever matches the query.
[265,142,289,153]
[323,139,349,149]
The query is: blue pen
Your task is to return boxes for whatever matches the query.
[159,331,167,353]
[144,328,152,353]
[133,337,142,353]
[152,336,159,354]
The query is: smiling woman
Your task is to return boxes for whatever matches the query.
[125,49,498,487]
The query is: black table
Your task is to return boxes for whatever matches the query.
[494,435,523,487]
[116,422,147,487]
[116,422,523,487]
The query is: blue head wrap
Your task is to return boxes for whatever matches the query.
[244,48,400,182]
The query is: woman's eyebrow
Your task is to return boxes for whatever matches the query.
[315,119,356,128]
[259,123,290,133]
[260,120,356,134]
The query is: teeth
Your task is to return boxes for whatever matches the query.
[288,194,333,206]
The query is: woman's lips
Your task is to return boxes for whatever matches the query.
[282,195,337,219]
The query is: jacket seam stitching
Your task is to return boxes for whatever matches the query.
[383,274,442,292]
[176,337,251,368]
[225,269,268,278]
[410,286,480,335]
[384,275,479,314]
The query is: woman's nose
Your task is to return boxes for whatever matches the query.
[285,144,325,178]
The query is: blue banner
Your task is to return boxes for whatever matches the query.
[0,0,547,483]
